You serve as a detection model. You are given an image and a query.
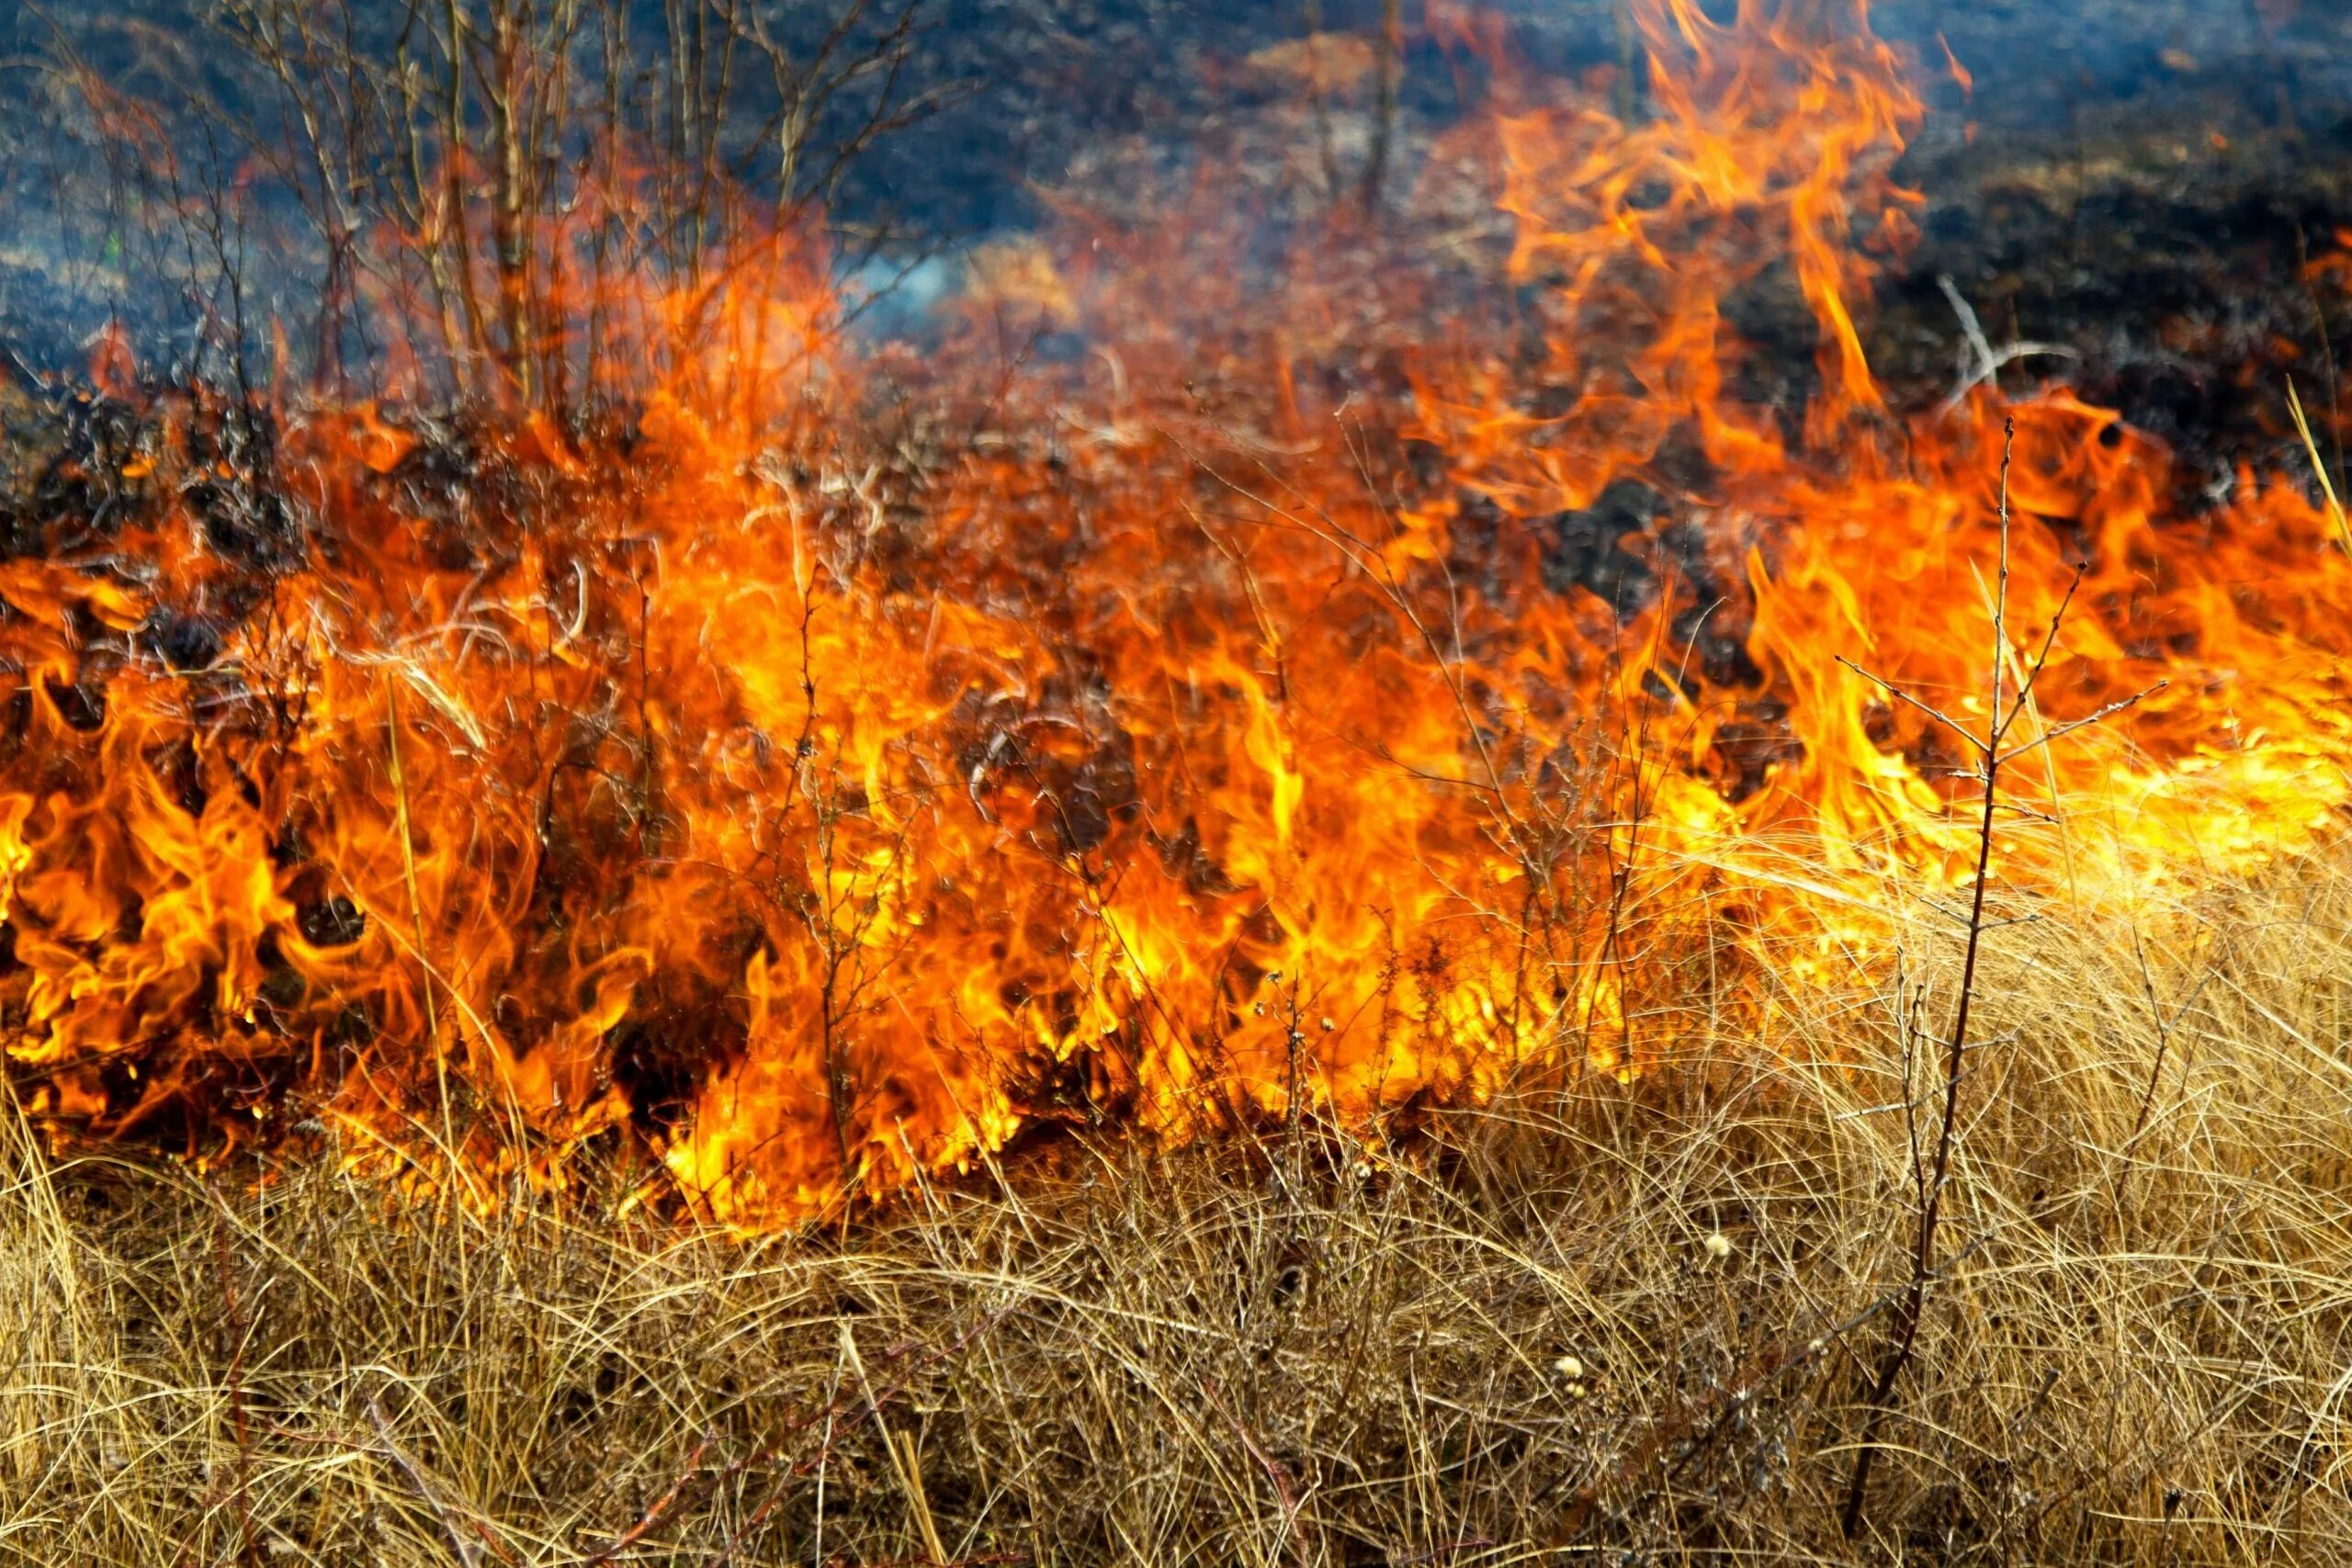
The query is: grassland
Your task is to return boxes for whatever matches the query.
[9,846,2352,1564]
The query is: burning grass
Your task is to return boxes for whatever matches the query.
[10,0,2352,1554]
[10,845,2352,1562]
[11,0,2352,1226]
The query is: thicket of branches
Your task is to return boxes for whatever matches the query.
[12,0,942,410]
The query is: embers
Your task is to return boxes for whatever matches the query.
[609,994,745,1139]
[375,425,526,572]
[948,668,1143,858]
[1710,704,1805,803]
[137,607,225,672]
[1152,818,1244,897]
[1538,479,1665,614]
[186,476,302,575]
[14,390,160,551]
[294,895,367,950]
[41,672,106,731]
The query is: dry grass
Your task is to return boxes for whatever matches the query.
[8,850,2352,1564]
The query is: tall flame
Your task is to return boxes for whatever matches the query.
[5,0,2348,1224]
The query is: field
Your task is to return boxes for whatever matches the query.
[10,1,2352,1562]
[12,849,2352,1562]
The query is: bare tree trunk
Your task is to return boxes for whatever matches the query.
[1360,0,1401,218]
[442,0,492,393]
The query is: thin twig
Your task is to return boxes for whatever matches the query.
[2288,377,2352,560]
[1204,1376,1315,1566]
[1838,413,2135,1538]
[364,1396,515,1566]
[383,671,453,1163]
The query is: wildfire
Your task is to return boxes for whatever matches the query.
[4,0,2347,1224]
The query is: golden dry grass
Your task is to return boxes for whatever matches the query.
[8,849,2352,1564]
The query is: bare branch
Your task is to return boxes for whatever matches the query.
[1835,655,1986,756]
[1996,681,2168,767]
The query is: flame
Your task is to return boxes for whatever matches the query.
[6,0,2350,1224]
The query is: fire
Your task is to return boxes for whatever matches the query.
[5,0,2348,1224]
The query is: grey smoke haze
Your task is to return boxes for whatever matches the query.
[1,0,2346,378]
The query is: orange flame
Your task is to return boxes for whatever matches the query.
[6,0,2350,1224]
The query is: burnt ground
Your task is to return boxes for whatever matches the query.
[1869,0,2352,477]
[3,0,2351,462]
[918,0,2352,485]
